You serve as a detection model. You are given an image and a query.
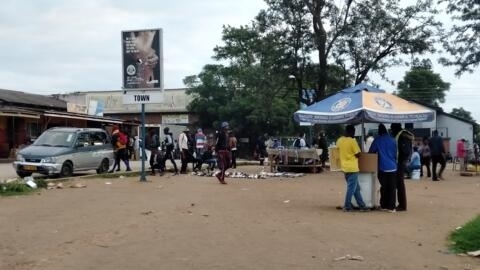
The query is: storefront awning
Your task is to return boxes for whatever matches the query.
[0,112,40,119]
[43,112,123,124]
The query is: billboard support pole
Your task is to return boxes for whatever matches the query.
[140,103,147,182]
[121,28,163,182]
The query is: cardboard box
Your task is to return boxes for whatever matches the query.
[329,147,341,171]
[358,153,378,173]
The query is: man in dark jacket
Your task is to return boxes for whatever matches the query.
[390,123,413,211]
[429,130,446,181]
[369,124,397,212]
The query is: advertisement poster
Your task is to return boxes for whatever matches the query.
[122,29,163,89]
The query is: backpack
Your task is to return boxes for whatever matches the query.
[118,132,128,146]
[150,134,160,149]
[293,138,301,148]
[396,130,413,162]
[164,134,174,151]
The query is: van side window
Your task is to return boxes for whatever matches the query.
[91,132,107,145]
[77,133,89,147]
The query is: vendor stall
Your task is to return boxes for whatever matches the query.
[267,147,323,173]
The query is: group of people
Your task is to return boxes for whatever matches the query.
[143,123,238,184]
[414,130,448,181]
[337,123,445,213]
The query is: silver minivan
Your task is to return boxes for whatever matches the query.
[13,127,114,178]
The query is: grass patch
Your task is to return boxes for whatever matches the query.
[449,215,480,253]
[0,181,36,196]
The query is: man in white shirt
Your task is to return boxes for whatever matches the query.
[293,133,307,149]
[178,129,191,174]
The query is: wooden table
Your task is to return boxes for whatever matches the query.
[267,148,323,173]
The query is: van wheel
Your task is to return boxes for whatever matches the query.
[59,162,73,177]
[17,171,32,178]
[97,158,109,174]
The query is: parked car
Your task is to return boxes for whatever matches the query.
[13,127,114,178]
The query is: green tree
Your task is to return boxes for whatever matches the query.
[451,107,475,122]
[396,59,450,107]
[439,0,480,75]
[332,0,441,85]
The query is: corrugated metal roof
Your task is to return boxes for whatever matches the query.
[0,88,66,109]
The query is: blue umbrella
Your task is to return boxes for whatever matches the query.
[293,83,435,124]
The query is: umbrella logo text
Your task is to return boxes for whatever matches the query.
[331,98,351,112]
[374,97,393,110]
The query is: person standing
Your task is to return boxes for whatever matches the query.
[293,133,307,149]
[162,127,179,175]
[109,125,132,173]
[318,132,329,168]
[179,129,192,174]
[390,123,413,211]
[256,133,268,165]
[147,128,160,175]
[456,137,467,171]
[215,122,231,184]
[195,128,207,158]
[364,131,375,152]
[229,131,238,169]
[368,124,397,212]
[420,137,431,178]
[429,130,446,181]
[336,124,369,212]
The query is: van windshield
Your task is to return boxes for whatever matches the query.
[33,130,76,147]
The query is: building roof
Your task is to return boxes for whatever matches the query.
[0,88,66,109]
[408,99,476,125]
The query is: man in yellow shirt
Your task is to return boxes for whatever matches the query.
[337,125,369,212]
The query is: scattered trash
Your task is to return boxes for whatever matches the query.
[191,169,305,179]
[47,182,64,189]
[455,226,462,230]
[202,214,210,217]
[283,200,290,203]
[467,250,480,257]
[23,176,34,182]
[70,183,87,188]
[190,203,195,207]
[334,254,364,261]
[141,211,153,215]
[25,180,37,189]
[119,175,125,179]
[105,182,112,185]
[5,178,18,184]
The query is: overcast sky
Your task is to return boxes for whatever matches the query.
[0,0,479,121]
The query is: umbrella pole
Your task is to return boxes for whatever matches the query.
[361,122,365,152]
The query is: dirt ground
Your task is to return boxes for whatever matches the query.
[1,164,480,270]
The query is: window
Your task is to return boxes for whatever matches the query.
[27,122,41,140]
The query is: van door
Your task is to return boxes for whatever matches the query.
[73,132,94,169]
[90,131,113,169]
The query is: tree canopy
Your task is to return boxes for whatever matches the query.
[450,107,480,142]
[439,0,480,75]
[396,59,450,107]
[184,0,450,140]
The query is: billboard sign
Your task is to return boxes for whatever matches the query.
[122,28,163,89]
